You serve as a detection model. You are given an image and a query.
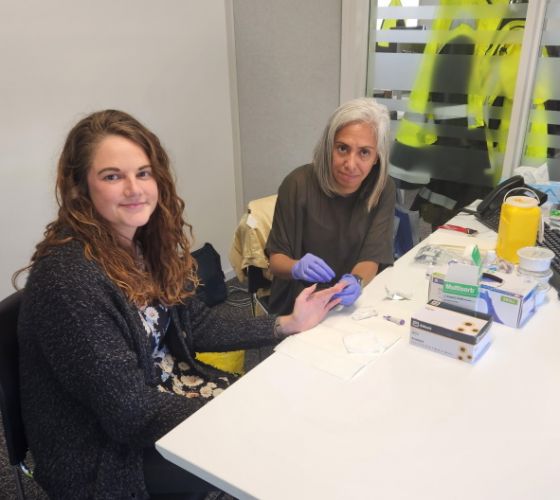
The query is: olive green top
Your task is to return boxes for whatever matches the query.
[266,164,395,314]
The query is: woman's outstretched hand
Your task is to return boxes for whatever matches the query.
[275,282,345,336]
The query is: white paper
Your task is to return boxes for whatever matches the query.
[351,307,378,320]
[274,324,401,380]
[343,330,400,354]
[246,213,258,229]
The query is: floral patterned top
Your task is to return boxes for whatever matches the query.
[138,304,230,400]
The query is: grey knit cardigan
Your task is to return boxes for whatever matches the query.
[18,238,277,499]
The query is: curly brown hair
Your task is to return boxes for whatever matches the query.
[14,109,197,306]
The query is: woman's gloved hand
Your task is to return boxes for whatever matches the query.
[291,253,335,283]
[333,273,362,306]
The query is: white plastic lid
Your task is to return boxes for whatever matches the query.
[517,246,554,272]
[504,195,539,208]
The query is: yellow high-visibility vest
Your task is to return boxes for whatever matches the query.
[393,0,547,184]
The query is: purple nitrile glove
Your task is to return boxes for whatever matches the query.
[332,273,362,306]
[291,253,336,283]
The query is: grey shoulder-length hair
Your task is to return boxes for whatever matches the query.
[312,97,391,211]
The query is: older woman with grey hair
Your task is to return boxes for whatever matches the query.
[266,97,396,314]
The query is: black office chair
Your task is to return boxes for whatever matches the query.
[229,195,277,317]
[247,265,272,316]
[0,289,33,500]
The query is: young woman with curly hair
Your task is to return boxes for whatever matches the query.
[16,110,343,499]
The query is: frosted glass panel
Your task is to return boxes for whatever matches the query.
[368,0,528,191]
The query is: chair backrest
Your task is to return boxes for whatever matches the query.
[394,204,420,259]
[229,195,277,283]
[246,265,272,295]
[0,290,28,466]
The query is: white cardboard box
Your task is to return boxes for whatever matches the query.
[428,271,538,328]
[410,299,493,364]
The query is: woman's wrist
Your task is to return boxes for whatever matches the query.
[273,315,299,338]
[350,273,363,289]
[269,252,299,280]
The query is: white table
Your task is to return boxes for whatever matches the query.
[157,215,560,500]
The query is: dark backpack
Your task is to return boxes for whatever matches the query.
[191,243,228,306]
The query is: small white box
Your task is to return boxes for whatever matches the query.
[410,299,493,364]
[429,271,538,328]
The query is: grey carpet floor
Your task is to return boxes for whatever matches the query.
[0,282,265,500]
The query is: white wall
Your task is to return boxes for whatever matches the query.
[0,0,240,298]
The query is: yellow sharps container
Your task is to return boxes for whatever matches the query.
[496,193,541,264]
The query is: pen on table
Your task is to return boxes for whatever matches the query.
[383,314,405,326]
[437,223,478,235]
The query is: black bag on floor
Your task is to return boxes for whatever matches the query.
[191,243,228,306]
